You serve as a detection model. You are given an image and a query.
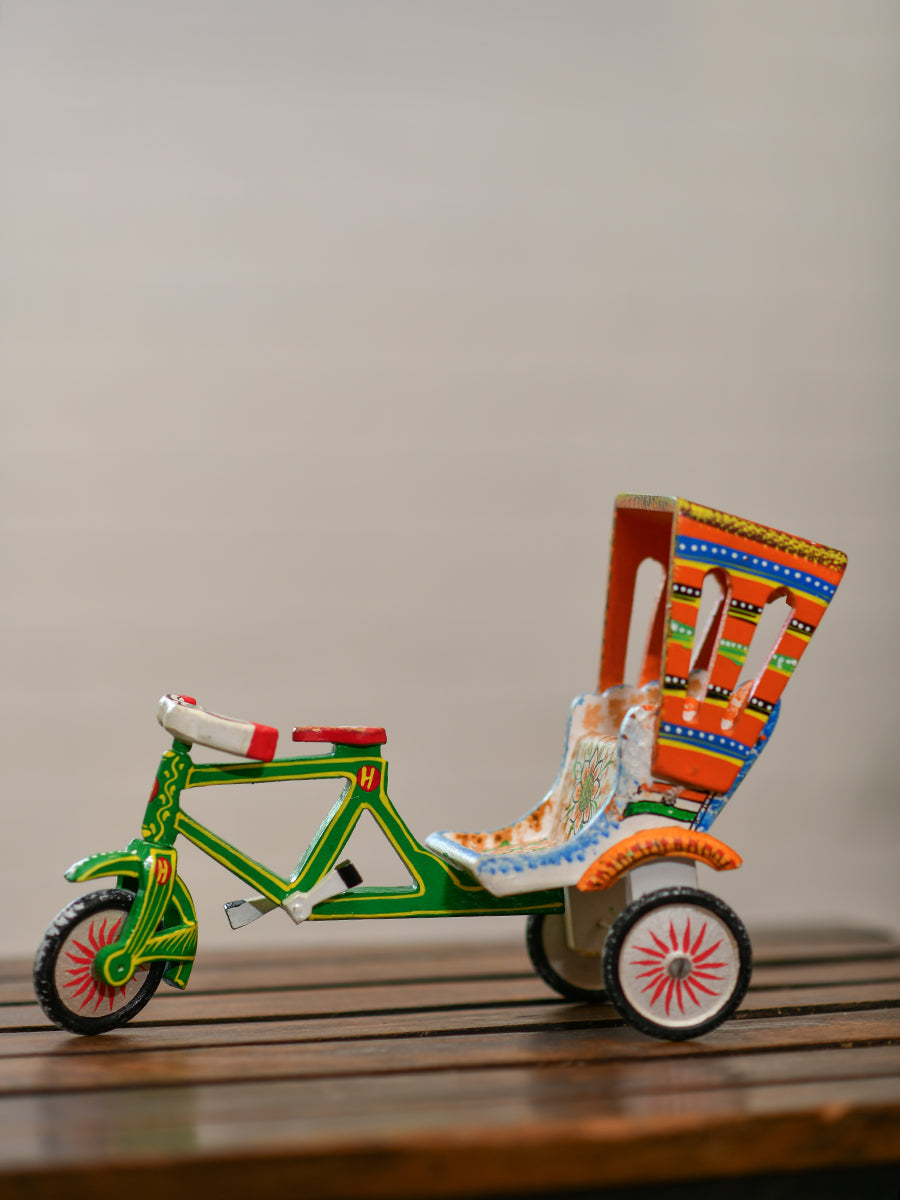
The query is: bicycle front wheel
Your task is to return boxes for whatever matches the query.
[34,889,164,1035]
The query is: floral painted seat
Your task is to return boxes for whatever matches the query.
[425,682,668,897]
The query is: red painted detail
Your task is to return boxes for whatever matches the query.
[175,695,197,706]
[155,857,170,886]
[148,777,159,802]
[292,726,387,747]
[63,916,127,1012]
[356,765,382,792]
[246,724,279,762]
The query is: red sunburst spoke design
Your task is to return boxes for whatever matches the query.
[627,912,729,1012]
[62,914,129,1012]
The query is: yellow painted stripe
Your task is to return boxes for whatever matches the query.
[657,737,746,766]
[185,768,356,789]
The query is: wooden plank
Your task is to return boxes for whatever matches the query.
[0,1067,898,1198]
[4,975,558,1031]
[1,933,899,1199]
[2,979,900,1067]
[8,941,900,1008]
[5,944,898,1006]
[6,956,899,1033]
[6,963,900,1032]
[1,1006,899,1096]
[3,925,897,996]
[0,1004,566,1058]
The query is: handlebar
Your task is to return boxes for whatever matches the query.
[157,694,279,762]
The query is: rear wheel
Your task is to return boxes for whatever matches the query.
[602,887,751,1040]
[34,889,164,1035]
[526,913,606,1003]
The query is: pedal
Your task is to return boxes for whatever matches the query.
[223,860,363,929]
[282,859,363,925]
[224,896,277,929]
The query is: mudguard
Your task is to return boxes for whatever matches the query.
[577,827,742,892]
[65,842,198,989]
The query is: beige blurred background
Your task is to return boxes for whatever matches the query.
[2,2,897,961]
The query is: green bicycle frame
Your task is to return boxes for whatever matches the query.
[68,737,564,991]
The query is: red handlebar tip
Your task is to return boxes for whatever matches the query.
[247,724,279,762]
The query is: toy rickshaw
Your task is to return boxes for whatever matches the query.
[34,494,847,1041]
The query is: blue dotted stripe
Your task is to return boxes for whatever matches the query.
[659,721,754,763]
[477,815,618,876]
[675,540,836,601]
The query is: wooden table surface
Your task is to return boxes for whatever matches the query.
[2,924,899,1199]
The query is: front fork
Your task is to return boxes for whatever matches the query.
[65,839,199,990]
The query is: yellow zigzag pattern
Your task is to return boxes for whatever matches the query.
[681,501,847,571]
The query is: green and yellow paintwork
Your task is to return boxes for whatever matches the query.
[65,737,563,990]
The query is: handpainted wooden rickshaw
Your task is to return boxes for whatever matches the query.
[34,494,846,1041]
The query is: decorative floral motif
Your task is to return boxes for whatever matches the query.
[563,739,616,836]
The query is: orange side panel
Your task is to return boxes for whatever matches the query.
[649,502,846,792]
[577,827,742,892]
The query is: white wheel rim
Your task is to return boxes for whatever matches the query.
[53,908,151,1019]
[541,914,604,993]
[618,902,742,1030]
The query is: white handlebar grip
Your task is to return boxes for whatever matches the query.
[157,694,278,761]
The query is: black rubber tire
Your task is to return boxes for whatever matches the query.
[526,913,607,1003]
[34,889,165,1035]
[602,886,751,1041]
